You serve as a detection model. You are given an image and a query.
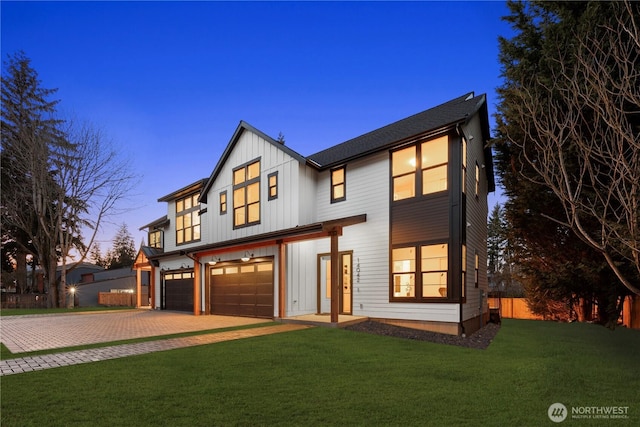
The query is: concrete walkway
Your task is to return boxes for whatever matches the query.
[0,310,310,376]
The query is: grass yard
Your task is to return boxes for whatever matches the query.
[1,319,639,426]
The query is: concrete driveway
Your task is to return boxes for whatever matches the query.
[0,309,268,354]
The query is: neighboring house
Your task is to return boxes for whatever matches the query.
[75,266,142,307]
[135,92,494,335]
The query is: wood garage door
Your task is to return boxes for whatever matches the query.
[163,271,194,312]
[210,261,274,318]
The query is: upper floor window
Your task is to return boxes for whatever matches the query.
[176,193,200,245]
[475,162,481,197]
[392,135,448,201]
[233,159,260,228]
[331,167,346,203]
[149,230,163,249]
[219,191,227,215]
[392,146,416,201]
[268,171,278,200]
[421,136,448,194]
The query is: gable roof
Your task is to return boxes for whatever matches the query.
[199,121,307,204]
[158,179,207,202]
[307,92,488,168]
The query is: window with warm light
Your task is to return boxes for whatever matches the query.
[331,167,346,203]
[392,146,416,201]
[233,159,260,228]
[149,230,162,249]
[392,247,416,297]
[475,162,480,197]
[219,191,227,215]
[176,193,200,245]
[268,171,278,200]
[421,135,448,194]
[421,244,448,297]
[391,243,450,301]
[475,251,479,288]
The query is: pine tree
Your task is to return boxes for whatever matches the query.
[107,223,136,269]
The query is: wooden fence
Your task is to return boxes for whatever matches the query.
[97,292,136,307]
[489,296,640,329]
[1,293,49,309]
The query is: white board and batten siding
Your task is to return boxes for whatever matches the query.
[461,115,490,322]
[202,130,315,244]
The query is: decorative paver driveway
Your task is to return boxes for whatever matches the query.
[0,309,270,353]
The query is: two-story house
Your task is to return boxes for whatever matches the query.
[135,92,494,335]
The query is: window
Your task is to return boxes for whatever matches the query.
[331,167,346,203]
[475,251,479,288]
[421,135,448,194]
[149,230,162,249]
[219,191,227,215]
[392,135,449,201]
[475,162,480,197]
[461,137,467,194]
[421,244,448,298]
[392,146,416,201]
[233,159,260,228]
[176,193,200,245]
[392,247,415,297]
[268,171,278,200]
[461,244,466,298]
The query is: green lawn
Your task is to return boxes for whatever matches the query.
[0,306,133,316]
[1,319,639,426]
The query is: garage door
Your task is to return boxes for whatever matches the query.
[163,271,194,312]
[210,261,274,318]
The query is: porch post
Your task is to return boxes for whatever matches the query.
[278,241,286,318]
[135,268,142,308]
[193,255,201,316]
[330,229,340,323]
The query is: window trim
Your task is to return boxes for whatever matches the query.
[219,191,227,215]
[149,230,163,249]
[391,134,449,203]
[232,158,261,229]
[389,241,453,302]
[175,193,201,246]
[330,166,346,203]
[268,171,278,201]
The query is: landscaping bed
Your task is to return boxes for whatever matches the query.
[345,320,501,349]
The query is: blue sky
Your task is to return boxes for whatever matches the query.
[2,1,512,249]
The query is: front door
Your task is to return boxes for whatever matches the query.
[318,252,352,315]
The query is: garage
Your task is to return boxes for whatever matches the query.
[163,271,194,312]
[209,260,274,318]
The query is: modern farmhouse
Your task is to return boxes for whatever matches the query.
[134,92,494,335]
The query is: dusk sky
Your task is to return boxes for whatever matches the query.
[2,1,513,250]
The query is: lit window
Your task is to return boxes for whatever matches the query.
[220,191,227,215]
[233,159,260,228]
[421,244,448,297]
[331,167,346,203]
[392,146,416,201]
[421,135,448,194]
[268,172,278,200]
[149,230,162,249]
[392,247,416,297]
[176,193,200,245]
[475,162,480,196]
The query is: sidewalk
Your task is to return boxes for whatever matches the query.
[1,323,309,376]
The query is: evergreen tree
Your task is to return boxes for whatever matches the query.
[106,223,136,269]
[494,1,635,327]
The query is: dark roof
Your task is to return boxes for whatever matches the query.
[140,246,164,258]
[139,216,170,231]
[158,179,207,202]
[199,121,307,204]
[307,92,487,168]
